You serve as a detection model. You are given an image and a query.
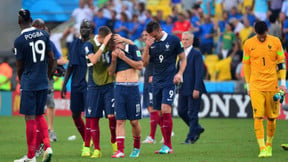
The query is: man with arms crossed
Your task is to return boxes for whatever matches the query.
[14,9,55,162]
[143,21,186,154]
[243,21,287,158]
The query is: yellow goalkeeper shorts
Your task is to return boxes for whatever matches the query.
[250,90,280,119]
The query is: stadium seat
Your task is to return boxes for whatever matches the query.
[204,55,219,81]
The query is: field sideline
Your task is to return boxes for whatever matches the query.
[1,117,288,162]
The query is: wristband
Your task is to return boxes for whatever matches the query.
[281,80,286,86]
[100,44,105,51]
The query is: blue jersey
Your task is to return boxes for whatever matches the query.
[50,41,61,60]
[68,38,87,92]
[14,27,52,91]
[149,32,184,88]
[83,41,97,87]
[115,44,142,72]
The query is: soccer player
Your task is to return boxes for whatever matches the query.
[82,26,116,158]
[243,21,287,158]
[141,30,161,144]
[14,9,54,162]
[143,21,186,154]
[61,20,91,154]
[32,18,66,143]
[109,36,143,158]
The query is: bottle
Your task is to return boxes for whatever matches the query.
[273,89,284,103]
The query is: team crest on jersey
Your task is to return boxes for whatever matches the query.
[165,42,170,51]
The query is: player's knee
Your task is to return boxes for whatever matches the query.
[107,114,115,118]
[25,115,36,120]
[267,118,275,121]
[117,120,126,126]
[130,120,139,127]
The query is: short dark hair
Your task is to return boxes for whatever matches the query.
[98,26,111,38]
[146,21,160,33]
[18,9,32,24]
[254,21,268,35]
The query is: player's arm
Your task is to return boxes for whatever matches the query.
[113,34,135,45]
[61,65,73,98]
[142,37,154,67]
[276,40,287,92]
[194,52,205,91]
[108,51,117,76]
[88,33,112,64]
[117,47,143,70]
[242,41,251,92]
[174,38,187,84]
[174,52,187,84]
[47,50,57,79]
[16,60,24,81]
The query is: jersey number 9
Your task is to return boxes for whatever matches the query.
[29,40,46,63]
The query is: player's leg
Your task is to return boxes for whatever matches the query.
[35,90,52,162]
[112,85,126,158]
[250,90,266,158]
[158,86,175,154]
[143,82,159,144]
[104,84,117,153]
[130,120,141,157]
[265,91,280,157]
[15,90,38,161]
[70,90,86,141]
[126,85,142,157]
[46,79,57,142]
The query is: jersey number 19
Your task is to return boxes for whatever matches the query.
[29,40,46,63]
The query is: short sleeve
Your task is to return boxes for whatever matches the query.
[276,38,285,61]
[130,45,142,61]
[14,39,24,61]
[174,36,184,55]
[84,42,94,56]
[50,41,61,60]
[242,40,251,64]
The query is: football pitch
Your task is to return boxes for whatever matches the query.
[1,117,288,162]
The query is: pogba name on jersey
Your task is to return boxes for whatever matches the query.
[24,31,44,40]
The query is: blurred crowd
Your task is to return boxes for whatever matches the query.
[2,0,288,91]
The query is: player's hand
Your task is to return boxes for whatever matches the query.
[61,86,67,99]
[173,73,182,84]
[145,37,154,48]
[117,49,126,60]
[103,33,112,45]
[111,51,118,61]
[193,90,200,99]
[280,85,287,94]
[148,76,153,83]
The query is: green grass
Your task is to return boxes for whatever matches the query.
[1,117,288,162]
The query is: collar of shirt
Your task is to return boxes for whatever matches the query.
[21,27,36,34]
[185,45,193,57]
[94,35,101,46]
[160,31,168,41]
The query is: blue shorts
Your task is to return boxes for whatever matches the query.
[153,85,176,110]
[20,89,48,115]
[70,89,86,113]
[143,82,153,108]
[114,83,142,120]
[85,83,114,118]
